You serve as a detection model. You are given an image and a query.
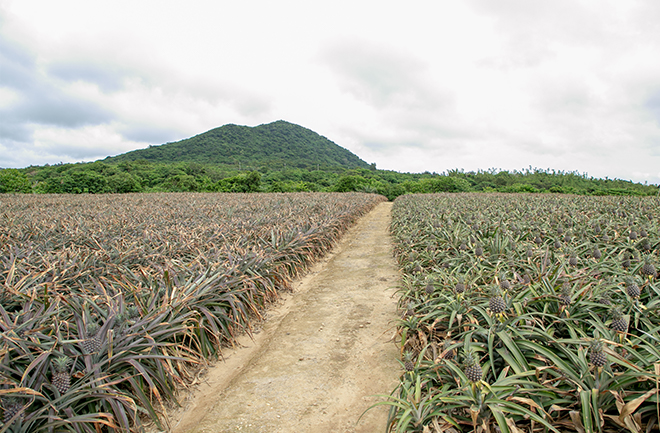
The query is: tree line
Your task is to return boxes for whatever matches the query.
[1,160,657,199]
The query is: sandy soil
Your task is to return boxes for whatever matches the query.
[162,201,402,433]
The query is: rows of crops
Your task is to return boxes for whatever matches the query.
[0,192,385,432]
[387,193,660,432]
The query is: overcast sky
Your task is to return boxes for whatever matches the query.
[2,1,660,184]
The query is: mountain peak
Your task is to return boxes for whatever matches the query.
[105,121,369,170]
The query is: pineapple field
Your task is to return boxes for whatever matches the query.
[386,193,660,433]
[0,192,386,432]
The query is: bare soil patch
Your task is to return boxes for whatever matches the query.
[163,202,401,433]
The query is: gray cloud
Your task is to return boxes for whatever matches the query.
[7,92,112,127]
[47,61,136,92]
[0,29,114,142]
[646,91,660,126]
[321,39,450,110]
[38,142,110,161]
[469,1,608,47]
[0,32,36,90]
[320,38,471,157]
[119,125,187,144]
[0,121,31,143]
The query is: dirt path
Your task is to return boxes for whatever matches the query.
[167,202,401,433]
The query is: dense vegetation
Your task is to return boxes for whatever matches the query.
[385,193,660,432]
[0,192,385,432]
[104,120,370,170]
[0,120,657,198]
[1,163,657,199]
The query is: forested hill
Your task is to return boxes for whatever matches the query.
[104,120,370,170]
[1,120,658,197]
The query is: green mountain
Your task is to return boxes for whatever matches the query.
[105,120,370,170]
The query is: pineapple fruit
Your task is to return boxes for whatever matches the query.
[611,308,628,334]
[625,277,640,300]
[2,397,24,424]
[463,349,482,383]
[642,257,657,279]
[455,278,466,294]
[403,351,415,372]
[560,281,572,306]
[52,356,72,394]
[488,286,507,315]
[442,340,455,360]
[589,339,608,368]
[82,322,102,354]
[499,274,511,291]
[622,252,631,269]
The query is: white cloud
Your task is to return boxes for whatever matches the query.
[1,0,660,184]
[0,87,21,108]
[31,124,148,161]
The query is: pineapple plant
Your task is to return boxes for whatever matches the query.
[474,243,483,258]
[499,274,510,291]
[589,339,608,368]
[638,238,651,252]
[508,238,517,251]
[2,397,24,424]
[424,281,435,296]
[463,349,482,383]
[592,245,602,260]
[441,340,455,360]
[127,304,140,320]
[454,278,466,294]
[610,308,628,334]
[641,256,657,279]
[488,286,507,315]
[598,289,612,306]
[403,301,416,318]
[622,251,631,269]
[559,281,572,306]
[82,322,102,353]
[568,254,578,267]
[403,351,415,372]
[51,356,72,394]
[625,277,640,300]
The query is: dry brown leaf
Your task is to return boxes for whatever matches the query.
[603,413,627,429]
[610,389,625,413]
[569,410,586,433]
[505,417,524,433]
[509,396,542,412]
[470,405,480,429]
[619,389,657,420]
[548,404,570,413]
